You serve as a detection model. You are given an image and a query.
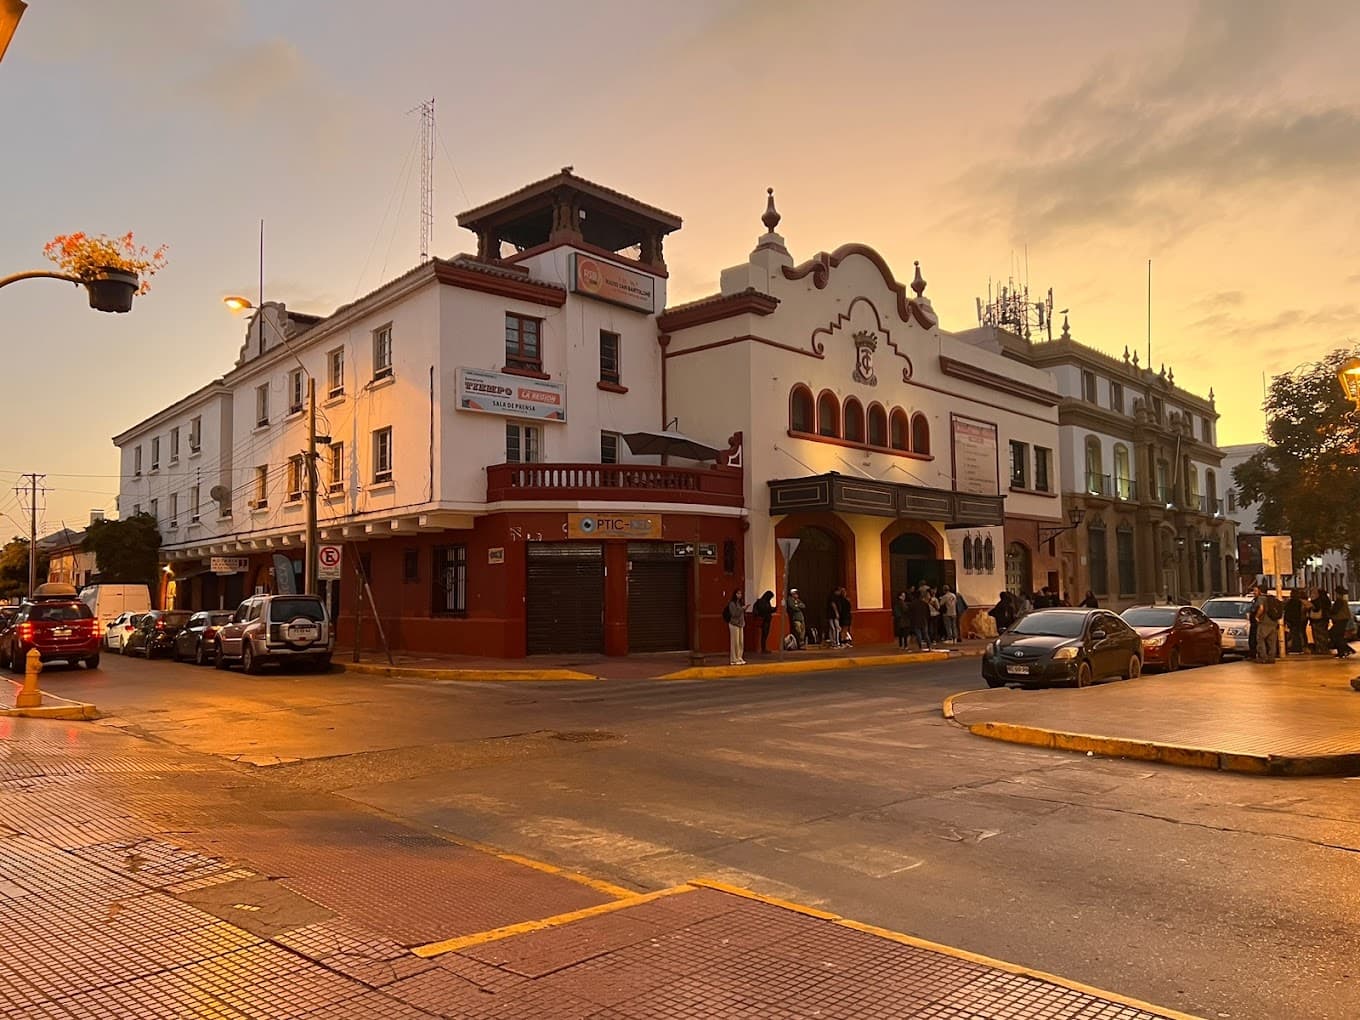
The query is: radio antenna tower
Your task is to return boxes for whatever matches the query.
[411,98,435,263]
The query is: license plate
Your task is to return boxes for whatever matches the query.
[287,623,319,641]
[1006,665,1030,676]
[53,628,71,637]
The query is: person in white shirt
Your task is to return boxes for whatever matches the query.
[940,586,959,643]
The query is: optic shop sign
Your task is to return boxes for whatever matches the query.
[457,367,566,421]
[567,514,662,540]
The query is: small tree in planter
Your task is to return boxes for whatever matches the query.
[43,232,168,312]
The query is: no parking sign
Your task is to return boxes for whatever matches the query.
[317,544,343,581]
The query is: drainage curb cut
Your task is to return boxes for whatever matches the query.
[339,662,599,682]
[659,650,949,681]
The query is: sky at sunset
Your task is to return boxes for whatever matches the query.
[2,0,1358,536]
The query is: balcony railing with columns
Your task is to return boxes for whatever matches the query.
[487,462,744,507]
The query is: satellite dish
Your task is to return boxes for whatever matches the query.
[209,485,229,503]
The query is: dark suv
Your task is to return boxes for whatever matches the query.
[213,594,332,673]
[4,591,102,671]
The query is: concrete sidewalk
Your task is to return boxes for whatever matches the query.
[0,716,1197,1018]
[948,654,1360,776]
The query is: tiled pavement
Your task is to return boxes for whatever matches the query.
[0,717,1188,1018]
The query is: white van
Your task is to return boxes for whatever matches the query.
[80,584,152,640]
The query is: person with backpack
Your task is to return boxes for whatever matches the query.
[989,591,1016,633]
[835,587,854,647]
[824,591,842,649]
[1254,586,1281,664]
[752,591,775,654]
[907,589,932,650]
[723,589,747,665]
[786,589,807,649]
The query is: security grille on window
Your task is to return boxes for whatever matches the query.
[600,431,619,464]
[1089,525,1109,596]
[151,437,160,471]
[328,347,345,396]
[189,416,201,454]
[432,545,467,616]
[506,422,541,464]
[372,427,393,483]
[170,427,180,463]
[255,384,269,427]
[329,442,345,492]
[289,368,305,414]
[599,330,620,384]
[1009,440,1029,489]
[1117,528,1136,595]
[373,325,393,380]
[505,313,542,372]
[287,456,304,500]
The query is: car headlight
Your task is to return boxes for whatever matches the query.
[1142,637,1165,649]
[1052,646,1079,661]
[985,640,997,656]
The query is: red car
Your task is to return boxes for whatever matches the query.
[1120,605,1222,672]
[4,585,102,671]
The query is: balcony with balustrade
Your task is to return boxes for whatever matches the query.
[486,462,744,507]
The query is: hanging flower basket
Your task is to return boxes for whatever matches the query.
[83,268,139,313]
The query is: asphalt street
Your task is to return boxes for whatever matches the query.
[31,652,1360,1020]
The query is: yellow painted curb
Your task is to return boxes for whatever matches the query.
[691,880,1206,1020]
[1,680,99,720]
[454,841,635,900]
[412,883,692,958]
[339,662,599,682]
[658,650,949,681]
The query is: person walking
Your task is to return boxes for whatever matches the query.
[892,591,910,648]
[752,591,775,654]
[1245,583,1261,660]
[1253,585,1280,664]
[940,585,959,644]
[907,589,932,650]
[1080,590,1099,608]
[723,589,747,666]
[836,587,854,647]
[787,589,807,649]
[1309,586,1330,654]
[1283,589,1306,655]
[1330,588,1354,659]
[824,591,842,649]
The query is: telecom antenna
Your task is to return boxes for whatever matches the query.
[411,98,435,263]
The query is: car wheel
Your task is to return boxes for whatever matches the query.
[1076,661,1094,688]
[214,641,229,670]
[242,643,261,675]
[1167,649,1180,672]
[84,654,100,670]
[195,641,209,667]
[1123,655,1141,680]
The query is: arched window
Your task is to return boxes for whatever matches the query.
[843,398,865,444]
[1084,436,1104,495]
[911,413,930,455]
[789,385,814,433]
[982,536,995,572]
[817,390,840,438]
[889,409,909,451]
[1113,444,1131,500]
[867,404,888,447]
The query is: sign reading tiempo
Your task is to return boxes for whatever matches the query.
[457,367,566,421]
[571,253,655,313]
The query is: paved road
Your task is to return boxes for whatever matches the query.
[34,652,1360,1020]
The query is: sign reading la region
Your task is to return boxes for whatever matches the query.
[457,367,567,422]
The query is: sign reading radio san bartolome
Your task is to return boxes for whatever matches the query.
[457,367,566,421]
[570,253,655,313]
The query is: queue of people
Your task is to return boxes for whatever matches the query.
[1255,584,1354,663]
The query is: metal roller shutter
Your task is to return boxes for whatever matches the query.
[627,543,689,653]
[526,544,603,655]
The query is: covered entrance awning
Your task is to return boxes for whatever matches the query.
[767,472,1004,526]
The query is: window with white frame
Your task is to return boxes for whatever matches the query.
[255,384,269,427]
[288,368,305,414]
[372,427,393,483]
[373,325,393,380]
[287,455,305,500]
[190,485,200,522]
[506,422,541,464]
[169,492,178,528]
[134,445,143,476]
[151,437,160,471]
[1081,370,1098,403]
[328,347,344,397]
[329,442,345,491]
[170,427,180,463]
[253,465,268,508]
[189,415,202,453]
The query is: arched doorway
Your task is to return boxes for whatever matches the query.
[787,526,844,641]
[1004,542,1032,596]
[888,532,939,598]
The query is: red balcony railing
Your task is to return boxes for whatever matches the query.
[487,462,743,507]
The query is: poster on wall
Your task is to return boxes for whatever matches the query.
[570,253,654,312]
[950,415,999,496]
[456,367,566,421]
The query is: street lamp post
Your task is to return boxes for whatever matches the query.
[1334,357,1360,691]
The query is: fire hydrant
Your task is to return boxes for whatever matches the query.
[15,648,42,708]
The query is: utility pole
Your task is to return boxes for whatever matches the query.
[17,473,43,595]
[305,376,319,595]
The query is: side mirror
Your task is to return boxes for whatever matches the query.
[1091,629,1107,641]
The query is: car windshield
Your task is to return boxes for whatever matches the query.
[1122,608,1177,627]
[160,612,192,626]
[30,603,94,622]
[1202,599,1251,619]
[270,598,326,623]
[1010,612,1087,637]
[207,612,235,626]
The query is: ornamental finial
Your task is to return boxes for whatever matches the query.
[911,260,927,297]
[762,188,781,233]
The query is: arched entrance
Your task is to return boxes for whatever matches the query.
[787,526,844,641]
[888,532,939,597]
[1004,542,1032,596]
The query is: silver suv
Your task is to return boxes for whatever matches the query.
[213,594,333,674]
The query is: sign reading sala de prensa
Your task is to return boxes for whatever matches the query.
[571,253,655,313]
[457,367,566,422]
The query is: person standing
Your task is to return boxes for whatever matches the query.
[1246,583,1261,660]
[907,589,932,650]
[1080,590,1099,608]
[892,591,910,648]
[989,591,1016,633]
[836,587,854,647]
[723,589,747,666]
[1330,588,1354,659]
[1283,589,1306,655]
[824,590,842,649]
[1253,585,1280,664]
[1309,586,1330,654]
[752,591,775,654]
[925,587,942,643]
[787,589,807,649]
[940,585,959,644]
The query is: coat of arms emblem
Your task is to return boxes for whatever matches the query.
[852,330,878,386]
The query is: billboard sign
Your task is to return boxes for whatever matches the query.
[457,367,566,421]
[570,253,655,313]
[950,415,1000,496]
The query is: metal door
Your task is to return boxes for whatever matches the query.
[526,544,604,655]
[626,544,689,652]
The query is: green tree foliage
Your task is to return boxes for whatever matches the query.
[82,513,161,586]
[0,538,47,599]
[1232,345,1360,559]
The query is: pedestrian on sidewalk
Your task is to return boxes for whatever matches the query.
[787,589,807,649]
[1245,583,1261,660]
[1253,585,1281,664]
[836,587,854,647]
[926,586,942,642]
[1330,588,1354,659]
[1309,586,1331,654]
[989,591,1016,633]
[1080,590,1099,608]
[723,589,747,666]
[907,589,932,650]
[893,591,910,648]
[752,591,775,654]
[824,591,842,648]
[1283,589,1306,655]
[940,585,959,644]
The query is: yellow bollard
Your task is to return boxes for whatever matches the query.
[15,647,42,708]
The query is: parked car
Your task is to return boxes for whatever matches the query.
[981,608,1143,689]
[172,611,236,665]
[1200,597,1255,658]
[104,611,146,653]
[1120,605,1222,671]
[212,594,333,674]
[124,611,193,659]
[3,590,102,671]
[79,584,152,644]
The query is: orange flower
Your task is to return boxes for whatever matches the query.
[43,232,169,295]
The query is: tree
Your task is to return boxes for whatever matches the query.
[1232,344,1360,560]
[0,537,46,599]
[82,513,161,587]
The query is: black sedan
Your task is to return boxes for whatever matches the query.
[981,608,1143,689]
[172,611,235,665]
[124,611,193,659]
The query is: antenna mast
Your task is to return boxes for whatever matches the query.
[415,98,435,263]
